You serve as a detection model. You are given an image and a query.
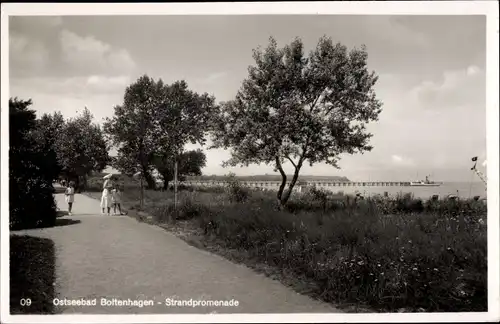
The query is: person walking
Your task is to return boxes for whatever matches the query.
[101,174,114,215]
[65,181,76,216]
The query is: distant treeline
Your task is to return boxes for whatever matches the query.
[185,175,351,182]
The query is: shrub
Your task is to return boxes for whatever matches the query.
[226,173,250,203]
[196,185,227,194]
[309,186,330,202]
[392,192,424,213]
[168,183,195,192]
[9,98,57,230]
[147,191,218,223]
[286,189,355,214]
[10,180,57,230]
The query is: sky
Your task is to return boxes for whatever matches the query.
[9,15,487,182]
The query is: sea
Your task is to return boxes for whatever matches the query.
[322,182,487,200]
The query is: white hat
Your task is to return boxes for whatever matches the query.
[103,174,113,179]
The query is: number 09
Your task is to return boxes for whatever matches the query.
[20,298,32,306]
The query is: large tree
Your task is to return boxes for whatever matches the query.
[104,75,168,188]
[211,36,382,206]
[152,149,207,189]
[104,76,216,189]
[56,108,110,190]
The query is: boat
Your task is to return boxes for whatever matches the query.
[409,175,442,187]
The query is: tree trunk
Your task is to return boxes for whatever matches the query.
[73,175,81,192]
[173,157,178,222]
[81,174,88,192]
[142,166,156,189]
[275,156,287,205]
[280,161,303,205]
[139,175,144,209]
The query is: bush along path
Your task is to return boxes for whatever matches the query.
[13,192,339,314]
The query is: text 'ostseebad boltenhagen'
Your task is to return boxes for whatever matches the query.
[52,298,240,308]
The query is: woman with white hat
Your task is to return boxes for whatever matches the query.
[101,174,114,215]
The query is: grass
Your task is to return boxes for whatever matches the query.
[84,175,488,313]
[10,235,57,314]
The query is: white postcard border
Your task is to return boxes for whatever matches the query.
[1,1,499,323]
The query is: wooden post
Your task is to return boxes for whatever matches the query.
[174,156,178,221]
[140,174,144,209]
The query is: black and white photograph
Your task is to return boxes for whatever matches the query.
[1,2,499,323]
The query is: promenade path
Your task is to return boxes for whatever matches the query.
[12,192,340,314]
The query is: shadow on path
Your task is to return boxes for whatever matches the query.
[57,211,110,218]
[53,219,81,227]
[35,218,82,228]
[10,235,56,314]
[56,211,68,218]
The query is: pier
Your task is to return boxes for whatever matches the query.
[182,180,411,191]
[305,181,411,187]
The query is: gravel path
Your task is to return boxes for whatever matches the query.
[12,192,340,314]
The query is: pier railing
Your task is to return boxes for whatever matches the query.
[181,180,411,191]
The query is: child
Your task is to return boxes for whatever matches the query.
[111,186,123,215]
[65,181,75,216]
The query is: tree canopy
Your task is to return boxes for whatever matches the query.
[31,111,65,182]
[152,149,207,189]
[104,75,216,189]
[210,36,382,205]
[104,75,163,188]
[53,108,110,190]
